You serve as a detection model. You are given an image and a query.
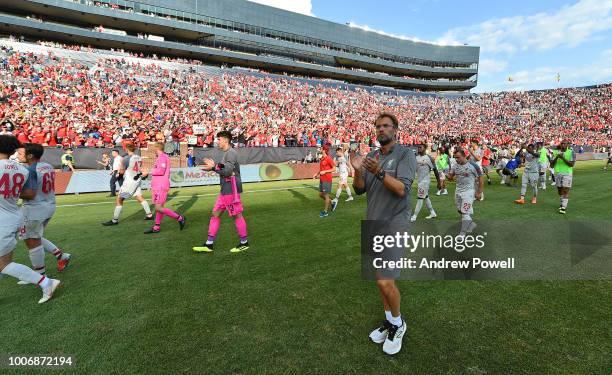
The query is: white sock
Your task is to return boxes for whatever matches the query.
[562,198,568,208]
[141,201,152,216]
[385,310,392,321]
[425,197,433,212]
[461,213,472,232]
[335,188,342,200]
[113,205,123,221]
[1,262,45,285]
[414,199,423,217]
[41,238,61,258]
[28,245,46,275]
[346,187,352,197]
[389,314,402,326]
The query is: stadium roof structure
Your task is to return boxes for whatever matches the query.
[0,0,480,92]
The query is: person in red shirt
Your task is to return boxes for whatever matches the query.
[47,130,57,147]
[313,145,336,217]
[482,145,493,185]
[31,127,46,144]
[57,125,67,144]
[17,131,29,144]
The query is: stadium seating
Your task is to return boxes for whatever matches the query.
[0,39,610,150]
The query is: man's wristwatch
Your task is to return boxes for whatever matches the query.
[375,169,386,181]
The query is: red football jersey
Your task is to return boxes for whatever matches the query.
[319,155,334,182]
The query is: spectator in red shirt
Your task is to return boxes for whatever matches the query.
[313,144,336,217]
[31,127,46,144]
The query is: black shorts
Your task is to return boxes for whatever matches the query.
[319,181,332,194]
[502,168,517,177]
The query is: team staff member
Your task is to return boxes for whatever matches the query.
[352,112,416,356]
[60,148,75,172]
[313,145,335,218]
[109,149,124,197]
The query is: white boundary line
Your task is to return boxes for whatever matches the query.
[56,184,318,208]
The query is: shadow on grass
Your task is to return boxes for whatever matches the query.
[288,189,309,203]
[175,195,199,215]
[300,183,318,191]
[166,191,180,201]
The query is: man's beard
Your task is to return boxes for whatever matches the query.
[377,134,394,146]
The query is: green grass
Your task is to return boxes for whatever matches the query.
[1,160,611,374]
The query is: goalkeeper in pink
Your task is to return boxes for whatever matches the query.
[192,131,249,253]
[143,142,186,234]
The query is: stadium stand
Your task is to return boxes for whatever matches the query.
[0,39,610,151]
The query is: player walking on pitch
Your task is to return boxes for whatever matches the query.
[514,143,540,204]
[0,135,60,303]
[352,112,416,355]
[193,131,249,253]
[102,144,153,226]
[331,147,353,210]
[435,146,450,195]
[314,145,336,217]
[411,144,442,221]
[551,140,576,214]
[143,142,186,234]
[17,143,71,280]
[467,139,485,200]
[447,147,484,236]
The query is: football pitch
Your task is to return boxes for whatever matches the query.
[1,160,610,374]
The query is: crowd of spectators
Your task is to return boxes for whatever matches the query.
[0,43,610,151]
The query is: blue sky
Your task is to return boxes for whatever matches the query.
[249,0,612,92]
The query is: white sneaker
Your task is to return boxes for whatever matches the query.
[550,181,556,186]
[39,279,61,304]
[369,320,390,344]
[442,189,448,195]
[436,190,441,196]
[410,215,417,222]
[345,196,354,202]
[426,213,437,219]
[501,180,506,185]
[383,319,406,355]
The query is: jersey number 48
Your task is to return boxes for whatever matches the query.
[0,173,26,198]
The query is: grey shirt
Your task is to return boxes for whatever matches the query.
[22,162,56,220]
[416,154,436,184]
[523,151,539,172]
[451,161,483,193]
[354,144,416,224]
[216,148,243,195]
[469,147,483,167]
